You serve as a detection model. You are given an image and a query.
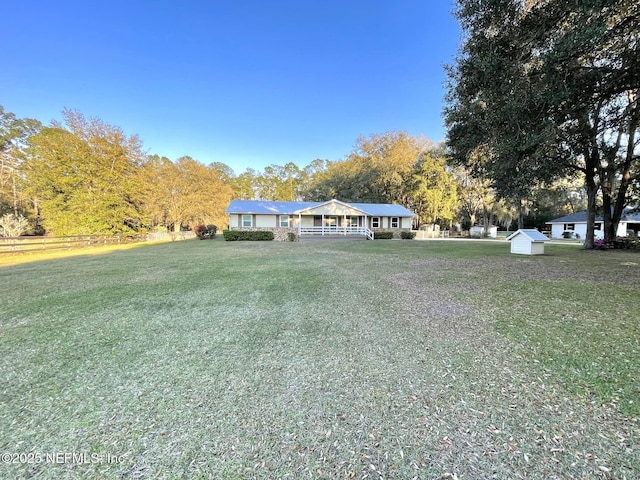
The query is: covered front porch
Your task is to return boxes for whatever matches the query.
[295,202,374,239]
[297,216,374,239]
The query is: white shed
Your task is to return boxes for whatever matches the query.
[470,225,498,238]
[506,229,550,255]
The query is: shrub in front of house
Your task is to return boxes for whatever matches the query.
[594,237,640,250]
[287,232,296,242]
[593,238,613,250]
[612,237,640,250]
[401,231,416,239]
[222,230,275,241]
[374,231,394,239]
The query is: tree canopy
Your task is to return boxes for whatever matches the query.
[445,0,639,246]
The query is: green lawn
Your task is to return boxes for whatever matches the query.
[1,238,638,479]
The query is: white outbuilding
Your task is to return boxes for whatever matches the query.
[506,229,550,255]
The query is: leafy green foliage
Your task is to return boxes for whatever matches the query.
[222,230,274,241]
[0,106,41,218]
[307,132,458,226]
[141,155,233,232]
[24,111,145,236]
[400,231,416,239]
[445,0,640,246]
[373,231,394,239]
[594,237,640,250]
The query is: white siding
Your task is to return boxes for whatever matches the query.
[229,214,239,228]
[550,224,564,238]
[574,223,588,239]
[530,242,545,255]
[550,222,614,239]
[255,215,276,228]
[299,216,315,227]
[618,222,628,236]
[510,235,532,254]
[401,217,413,229]
[304,205,363,216]
[509,234,546,255]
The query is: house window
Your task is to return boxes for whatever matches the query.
[242,215,253,227]
[314,216,322,226]
[594,223,601,230]
[372,217,380,228]
[565,223,575,231]
[391,217,399,228]
[279,215,290,227]
[347,216,358,227]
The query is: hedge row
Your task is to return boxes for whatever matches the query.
[222,230,274,241]
[593,237,640,250]
[373,231,394,240]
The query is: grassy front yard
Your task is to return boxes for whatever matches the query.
[1,239,638,478]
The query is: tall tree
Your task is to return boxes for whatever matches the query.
[445,0,565,229]
[408,150,458,227]
[306,132,459,226]
[142,155,232,231]
[0,106,41,217]
[445,0,640,247]
[24,110,145,235]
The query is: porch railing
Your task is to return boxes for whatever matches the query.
[298,226,373,239]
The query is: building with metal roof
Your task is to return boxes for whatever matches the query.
[546,207,640,239]
[226,199,416,240]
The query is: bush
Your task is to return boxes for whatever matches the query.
[400,231,416,240]
[374,231,394,240]
[594,237,640,250]
[222,230,274,241]
[562,231,573,239]
[612,237,640,250]
[0,213,30,237]
[193,224,217,239]
[287,232,296,242]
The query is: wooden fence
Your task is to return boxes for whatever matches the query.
[0,231,196,254]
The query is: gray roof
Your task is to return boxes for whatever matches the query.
[546,211,589,223]
[547,207,640,224]
[506,229,550,242]
[226,199,415,217]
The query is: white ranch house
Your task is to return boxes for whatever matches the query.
[546,208,640,239]
[226,199,415,240]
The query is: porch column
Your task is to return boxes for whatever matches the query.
[322,214,325,235]
[298,213,301,237]
[343,214,347,235]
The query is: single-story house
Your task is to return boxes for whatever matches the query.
[226,199,416,240]
[546,207,640,239]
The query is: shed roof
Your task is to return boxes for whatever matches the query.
[226,199,415,217]
[506,229,550,242]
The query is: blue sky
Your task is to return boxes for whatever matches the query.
[3,0,460,174]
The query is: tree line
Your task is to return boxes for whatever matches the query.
[1,104,591,238]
